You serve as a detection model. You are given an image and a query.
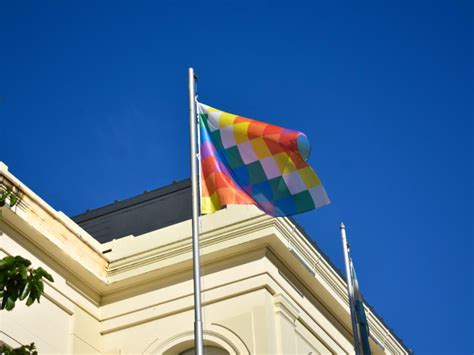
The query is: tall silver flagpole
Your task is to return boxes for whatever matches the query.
[340,222,361,355]
[188,67,204,355]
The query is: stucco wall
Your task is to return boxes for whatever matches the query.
[1,222,350,354]
[1,225,102,354]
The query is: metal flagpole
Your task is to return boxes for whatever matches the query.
[188,67,204,355]
[340,222,361,355]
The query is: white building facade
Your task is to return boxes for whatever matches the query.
[0,162,409,354]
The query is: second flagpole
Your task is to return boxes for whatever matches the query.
[189,67,204,355]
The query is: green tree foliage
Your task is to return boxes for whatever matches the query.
[0,343,37,355]
[1,191,47,354]
[0,187,18,207]
[0,255,54,311]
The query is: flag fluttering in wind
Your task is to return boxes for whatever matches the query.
[340,223,372,355]
[351,259,372,355]
[198,102,329,216]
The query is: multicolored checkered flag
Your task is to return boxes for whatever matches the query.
[198,102,330,216]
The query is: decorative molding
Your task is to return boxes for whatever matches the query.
[0,331,23,348]
[274,293,300,324]
[0,164,409,354]
[147,328,244,355]
[211,323,252,355]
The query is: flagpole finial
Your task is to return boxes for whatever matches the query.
[188,67,198,80]
[340,222,345,229]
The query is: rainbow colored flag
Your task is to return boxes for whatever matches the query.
[198,103,329,216]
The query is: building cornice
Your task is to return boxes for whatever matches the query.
[0,161,409,354]
[0,162,107,281]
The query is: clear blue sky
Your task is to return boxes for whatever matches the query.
[1,1,472,353]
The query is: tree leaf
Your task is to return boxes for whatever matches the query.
[0,256,15,268]
[20,283,31,300]
[14,256,31,266]
[5,296,15,311]
[19,265,28,280]
[9,194,17,206]
[26,296,34,306]
[43,272,54,282]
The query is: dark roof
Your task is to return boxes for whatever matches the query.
[72,179,192,243]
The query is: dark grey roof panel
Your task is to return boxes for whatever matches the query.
[72,179,191,243]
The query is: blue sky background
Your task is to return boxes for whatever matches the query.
[1,1,472,353]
